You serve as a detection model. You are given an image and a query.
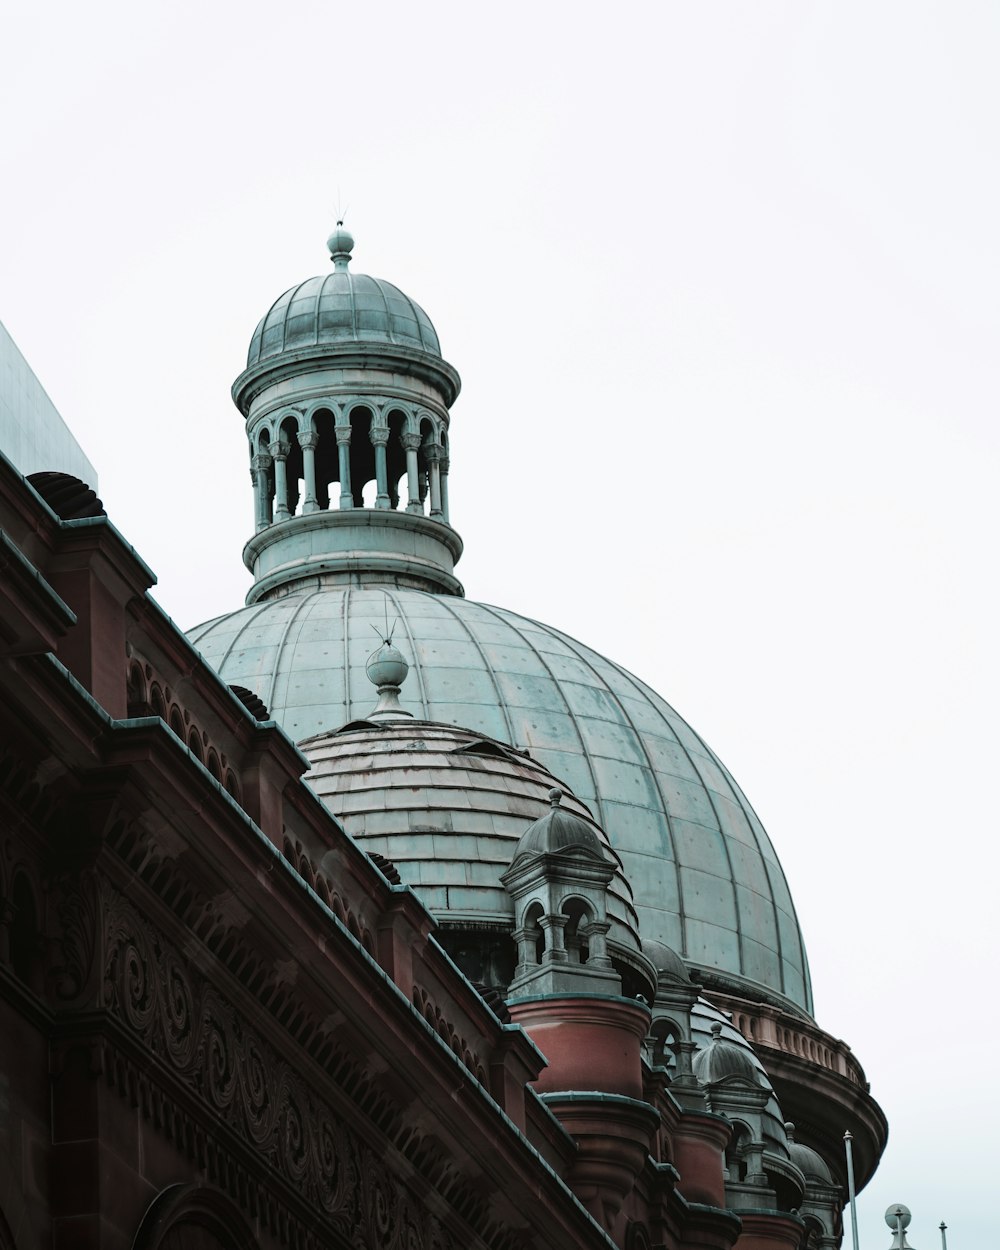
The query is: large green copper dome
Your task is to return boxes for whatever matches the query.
[194,225,814,1019]
[189,586,813,1014]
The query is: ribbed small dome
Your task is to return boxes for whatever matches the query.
[248,272,441,366]
[784,1124,833,1183]
[513,789,608,862]
[643,938,691,984]
[693,1022,762,1085]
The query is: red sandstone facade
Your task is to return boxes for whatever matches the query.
[0,452,877,1250]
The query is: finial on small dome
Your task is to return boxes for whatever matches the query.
[365,627,413,721]
[328,220,355,272]
[548,787,563,808]
[710,1022,723,1041]
[785,1121,796,1140]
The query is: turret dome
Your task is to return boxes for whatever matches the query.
[246,225,441,368]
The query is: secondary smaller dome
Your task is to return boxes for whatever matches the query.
[784,1123,833,1184]
[643,938,691,985]
[247,228,441,366]
[512,788,607,862]
[693,1021,762,1086]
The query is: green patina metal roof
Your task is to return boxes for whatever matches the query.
[189,586,814,1014]
[247,228,441,368]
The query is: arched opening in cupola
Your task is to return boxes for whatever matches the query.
[386,409,408,509]
[348,406,376,508]
[561,897,593,964]
[417,416,436,514]
[278,415,303,517]
[312,408,337,510]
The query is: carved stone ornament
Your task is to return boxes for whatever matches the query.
[97,885,509,1250]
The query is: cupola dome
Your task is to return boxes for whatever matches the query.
[247,224,441,368]
[511,788,608,862]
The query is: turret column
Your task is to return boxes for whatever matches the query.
[440,453,451,524]
[402,432,423,514]
[371,425,391,509]
[297,430,320,514]
[272,442,291,521]
[425,444,443,520]
[335,426,353,509]
[539,914,569,963]
[251,453,273,531]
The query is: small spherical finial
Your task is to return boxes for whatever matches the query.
[548,787,563,808]
[327,220,355,270]
[366,640,408,690]
[710,1022,723,1041]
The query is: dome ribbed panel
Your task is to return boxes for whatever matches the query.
[188,586,813,1013]
[246,272,441,366]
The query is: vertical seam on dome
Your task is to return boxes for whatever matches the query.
[469,599,613,854]
[317,272,335,347]
[703,753,811,1011]
[539,627,693,959]
[188,599,286,685]
[381,588,430,718]
[431,598,519,746]
[397,284,433,352]
[265,592,317,717]
[347,270,357,338]
[342,583,353,716]
[281,280,303,356]
[374,280,395,344]
[613,663,792,1003]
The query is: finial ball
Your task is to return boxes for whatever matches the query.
[327,221,355,261]
[548,787,563,807]
[366,641,408,689]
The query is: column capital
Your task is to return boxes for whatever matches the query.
[439,455,450,474]
[423,443,442,463]
[270,441,291,462]
[334,425,352,445]
[400,431,423,451]
[297,430,319,450]
[251,453,273,472]
[370,425,390,447]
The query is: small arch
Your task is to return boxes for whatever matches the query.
[187,729,203,764]
[348,405,376,508]
[131,1182,259,1250]
[385,408,408,509]
[206,750,221,783]
[150,684,166,721]
[312,408,338,510]
[224,770,240,801]
[168,707,184,741]
[522,900,545,963]
[561,896,596,964]
[127,661,147,715]
[278,415,303,517]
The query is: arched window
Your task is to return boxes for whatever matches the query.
[131,1183,259,1250]
[348,406,376,508]
[385,409,408,509]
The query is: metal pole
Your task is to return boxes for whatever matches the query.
[940,1221,948,1250]
[844,1131,861,1250]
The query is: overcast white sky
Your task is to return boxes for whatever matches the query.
[2,2,997,1245]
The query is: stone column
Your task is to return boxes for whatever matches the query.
[371,425,391,509]
[439,453,450,524]
[512,926,537,978]
[251,453,273,531]
[297,430,320,514]
[401,431,423,514]
[335,426,353,509]
[424,444,443,520]
[539,915,569,963]
[584,919,613,970]
[271,441,291,522]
